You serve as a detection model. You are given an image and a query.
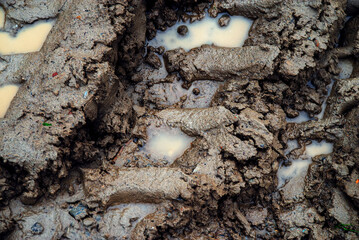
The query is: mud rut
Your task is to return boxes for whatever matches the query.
[1,0,359,239]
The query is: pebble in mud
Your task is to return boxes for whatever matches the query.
[83,217,95,227]
[177,25,188,36]
[218,15,231,27]
[145,51,162,69]
[69,203,88,220]
[31,222,44,235]
[192,88,200,95]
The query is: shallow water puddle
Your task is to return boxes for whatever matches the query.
[305,140,333,157]
[278,140,333,188]
[286,111,312,123]
[0,6,5,29]
[277,158,312,188]
[0,19,55,55]
[143,124,194,164]
[0,84,19,118]
[337,59,354,79]
[149,13,252,51]
[284,140,299,155]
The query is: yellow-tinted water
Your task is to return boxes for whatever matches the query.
[0,84,19,118]
[0,6,5,29]
[0,20,55,55]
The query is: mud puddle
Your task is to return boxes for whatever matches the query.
[0,84,19,118]
[115,122,194,167]
[141,124,194,164]
[0,6,5,29]
[278,140,333,188]
[0,19,55,55]
[149,12,252,51]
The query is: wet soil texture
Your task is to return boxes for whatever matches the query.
[1,0,359,239]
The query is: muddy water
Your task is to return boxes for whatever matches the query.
[305,140,333,157]
[0,6,5,29]
[149,13,252,51]
[277,158,312,188]
[286,111,312,123]
[0,20,55,55]
[337,59,354,79]
[284,140,299,155]
[142,124,194,164]
[278,140,333,188]
[0,84,19,118]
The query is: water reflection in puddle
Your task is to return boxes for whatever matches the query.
[0,84,19,118]
[0,19,55,55]
[149,13,252,51]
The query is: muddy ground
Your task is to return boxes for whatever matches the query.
[0,0,359,239]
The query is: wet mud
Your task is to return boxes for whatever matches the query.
[0,0,359,239]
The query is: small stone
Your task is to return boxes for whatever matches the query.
[31,222,44,235]
[145,51,162,69]
[69,203,88,220]
[192,88,200,95]
[68,184,75,196]
[61,203,68,209]
[177,25,188,36]
[83,217,95,227]
[155,46,165,55]
[283,160,292,167]
[218,14,231,27]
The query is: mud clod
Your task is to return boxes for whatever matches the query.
[192,87,200,95]
[218,14,230,27]
[177,25,188,36]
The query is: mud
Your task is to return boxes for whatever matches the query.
[1,0,359,239]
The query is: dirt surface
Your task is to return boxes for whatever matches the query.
[1,0,359,239]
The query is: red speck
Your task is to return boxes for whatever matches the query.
[314,39,320,47]
[76,16,81,20]
[356,179,359,184]
[52,72,58,77]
